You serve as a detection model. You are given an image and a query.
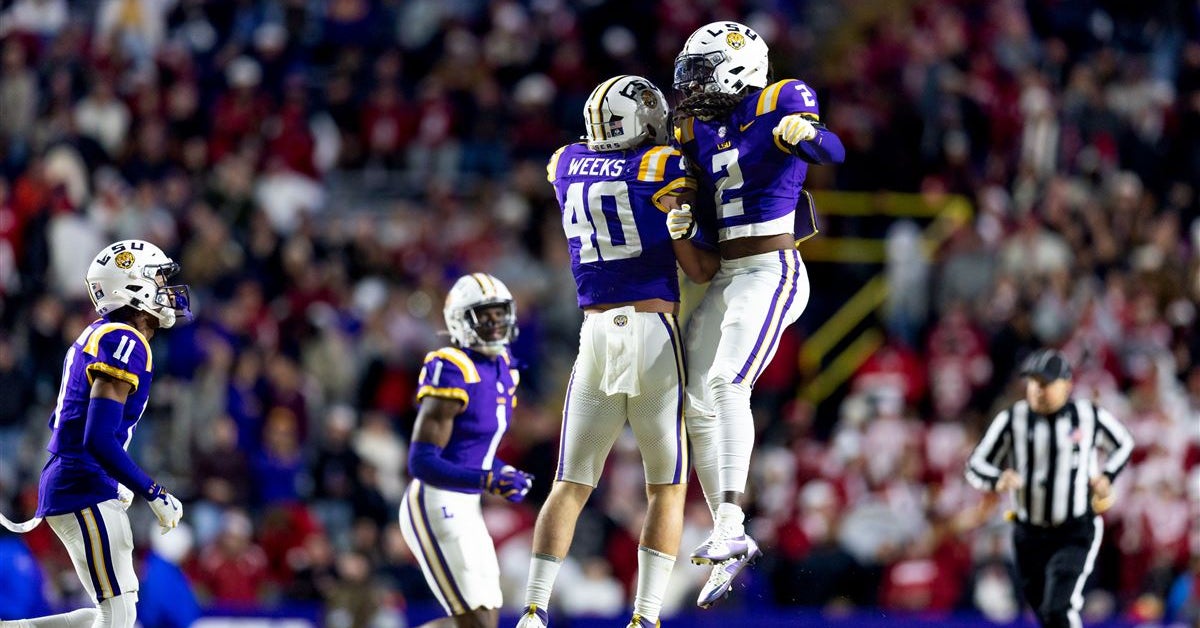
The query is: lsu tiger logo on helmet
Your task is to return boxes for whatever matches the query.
[674,21,770,95]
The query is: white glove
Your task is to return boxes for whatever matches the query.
[666,204,698,240]
[146,485,183,534]
[773,114,817,145]
[116,484,134,511]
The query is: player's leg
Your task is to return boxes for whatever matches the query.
[695,249,809,563]
[400,482,500,627]
[519,314,627,627]
[1039,518,1102,628]
[625,312,688,626]
[683,270,731,519]
[0,610,98,628]
[37,500,140,628]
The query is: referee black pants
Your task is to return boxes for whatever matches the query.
[1013,515,1103,628]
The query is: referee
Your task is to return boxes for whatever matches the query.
[966,348,1135,628]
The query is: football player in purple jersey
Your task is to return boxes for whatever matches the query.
[399,273,533,628]
[516,75,717,628]
[0,240,189,628]
[669,21,846,607]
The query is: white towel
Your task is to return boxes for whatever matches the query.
[600,306,641,396]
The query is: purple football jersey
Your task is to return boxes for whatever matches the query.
[548,142,696,308]
[416,346,518,494]
[676,79,822,242]
[37,319,153,516]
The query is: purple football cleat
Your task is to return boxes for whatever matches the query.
[696,535,761,609]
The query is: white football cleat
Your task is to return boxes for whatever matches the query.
[516,605,548,628]
[697,535,761,609]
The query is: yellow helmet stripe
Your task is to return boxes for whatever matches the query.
[586,75,627,141]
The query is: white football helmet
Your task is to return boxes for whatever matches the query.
[583,75,670,152]
[444,273,517,356]
[86,240,192,328]
[674,21,770,96]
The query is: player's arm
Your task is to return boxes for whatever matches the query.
[664,194,719,283]
[408,395,488,491]
[87,374,182,532]
[965,408,1018,491]
[653,150,718,282]
[769,81,845,165]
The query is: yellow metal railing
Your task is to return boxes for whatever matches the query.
[796,191,973,405]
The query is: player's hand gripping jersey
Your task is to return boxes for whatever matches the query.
[548,141,696,307]
[676,79,839,242]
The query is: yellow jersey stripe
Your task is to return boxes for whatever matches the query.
[434,348,480,383]
[547,145,567,182]
[637,146,673,182]
[85,363,140,393]
[756,79,793,115]
[675,117,695,144]
[83,322,153,372]
[651,176,697,213]
[81,508,115,599]
[416,385,469,405]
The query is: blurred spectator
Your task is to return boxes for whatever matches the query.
[0,527,50,618]
[138,523,201,628]
[193,510,269,606]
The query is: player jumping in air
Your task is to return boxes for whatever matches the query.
[0,240,189,628]
[669,20,845,607]
[400,274,534,628]
[515,75,716,628]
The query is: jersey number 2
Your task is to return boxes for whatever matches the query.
[562,181,643,263]
[712,149,745,219]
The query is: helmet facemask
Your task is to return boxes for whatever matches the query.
[454,300,516,356]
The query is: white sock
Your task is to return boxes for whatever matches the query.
[634,546,676,624]
[97,593,138,628]
[710,378,754,494]
[686,412,722,520]
[1,608,97,628]
[524,553,562,611]
[716,502,745,536]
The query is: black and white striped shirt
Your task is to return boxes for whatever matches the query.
[966,399,1135,527]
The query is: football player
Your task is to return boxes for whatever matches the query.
[669,21,845,607]
[0,240,188,628]
[515,75,717,628]
[399,273,534,628]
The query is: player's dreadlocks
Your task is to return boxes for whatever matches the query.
[674,92,743,122]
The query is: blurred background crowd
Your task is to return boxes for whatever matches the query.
[0,0,1197,626]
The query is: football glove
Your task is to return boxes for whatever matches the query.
[117,484,134,511]
[773,114,817,145]
[146,483,183,534]
[667,204,698,240]
[485,465,534,503]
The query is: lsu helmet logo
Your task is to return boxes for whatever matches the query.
[726,32,746,50]
[115,251,135,269]
[640,89,658,110]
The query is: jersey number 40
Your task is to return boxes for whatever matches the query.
[562,181,643,263]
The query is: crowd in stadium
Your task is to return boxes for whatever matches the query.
[0,0,1196,626]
